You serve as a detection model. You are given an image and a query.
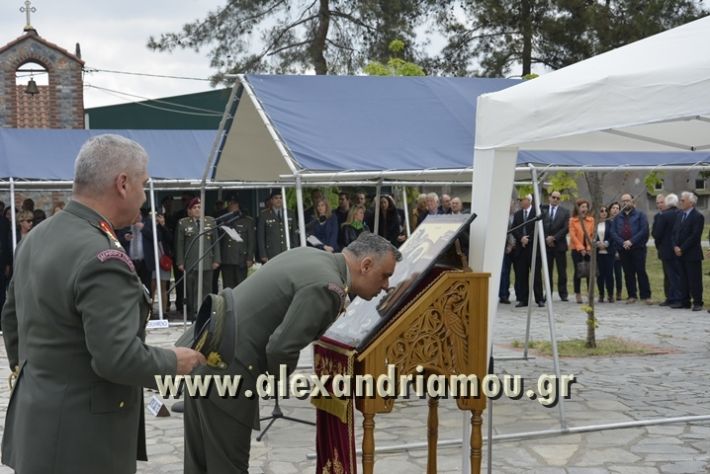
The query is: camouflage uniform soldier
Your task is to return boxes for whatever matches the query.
[257,189,295,262]
[180,233,401,473]
[219,195,255,288]
[176,198,221,319]
[1,134,204,474]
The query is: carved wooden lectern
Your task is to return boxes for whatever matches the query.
[316,214,488,474]
[355,271,488,474]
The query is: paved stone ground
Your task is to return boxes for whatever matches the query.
[0,298,709,473]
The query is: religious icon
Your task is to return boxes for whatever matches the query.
[323,213,475,350]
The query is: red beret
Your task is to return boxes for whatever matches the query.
[187,197,201,210]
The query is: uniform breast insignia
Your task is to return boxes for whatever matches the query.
[97,249,136,272]
[99,220,123,249]
[327,283,347,314]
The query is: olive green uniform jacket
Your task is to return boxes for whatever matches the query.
[257,208,296,261]
[176,216,221,316]
[219,214,255,288]
[183,247,349,473]
[1,200,177,474]
[175,216,221,271]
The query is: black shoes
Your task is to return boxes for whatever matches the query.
[499,298,511,304]
[669,303,691,309]
[515,302,528,308]
[692,305,703,312]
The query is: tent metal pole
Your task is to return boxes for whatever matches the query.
[148,180,164,320]
[281,185,292,249]
[197,78,240,318]
[197,186,206,317]
[531,166,567,429]
[373,180,382,236]
[282,168,474,181]
[0,179,472,194]
[294,177,307,247]
[515,164,710,173]
[401,187,411,237]
[306,414,710,458]
[9,178,17,253]
[525,194,539,318]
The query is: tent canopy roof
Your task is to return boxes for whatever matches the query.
[215,74,710,184]
[476,15,710,153]
[0,129,216,181]
[215,75,518,182]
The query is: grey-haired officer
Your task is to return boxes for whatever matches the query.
[176,198,221,318]
[1,134,205,474]
[219,195,255,288]
[181,233,401,473]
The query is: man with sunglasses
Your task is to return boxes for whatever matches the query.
[542,191,570,302]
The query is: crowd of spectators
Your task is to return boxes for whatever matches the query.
[501,190,708,313]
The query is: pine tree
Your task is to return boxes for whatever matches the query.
[147,0,432,82]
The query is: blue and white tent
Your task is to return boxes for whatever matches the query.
[214,75,519,183]
[0,129,216,182]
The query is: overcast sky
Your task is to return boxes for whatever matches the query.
[1,0,226,108]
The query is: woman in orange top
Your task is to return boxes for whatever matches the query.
[569,198,595,303]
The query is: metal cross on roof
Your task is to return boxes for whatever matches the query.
[20,0,36,31]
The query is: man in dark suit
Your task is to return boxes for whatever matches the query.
[651,193,680,306]
[511,194,544,307]
[671,191,704,311]
[542,191,570,301]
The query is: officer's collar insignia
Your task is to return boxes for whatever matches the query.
[327,283,347,314]
[99,220,122,249]
[97,249,135,272]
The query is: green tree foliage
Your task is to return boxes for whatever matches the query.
[643,171,665,194]
[547,171,579,201]
[147,0,431,82]
[364,39,426,76]
[429,0,707,77]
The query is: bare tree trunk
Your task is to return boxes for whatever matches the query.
[582,172,606,348]
[521,0,533,76]
[312,0,330,74]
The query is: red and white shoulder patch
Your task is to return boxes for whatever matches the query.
[326,283,347,311]
[96,249,135,272]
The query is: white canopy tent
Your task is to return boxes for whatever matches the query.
[470,13,710,471]
[472,12,710,358]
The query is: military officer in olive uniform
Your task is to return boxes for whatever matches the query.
[176,198,221,319]
[219,195,255,288]
[181,233,401,473]
[257,189,296,262]
[1,134,204,474]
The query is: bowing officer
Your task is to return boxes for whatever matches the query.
[219,194,255,288]
[179,233,401,473]
[176,198,221,319]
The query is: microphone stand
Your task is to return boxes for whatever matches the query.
[256,395,315,441]
[170,214,242,414]
[507,213,544,235]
